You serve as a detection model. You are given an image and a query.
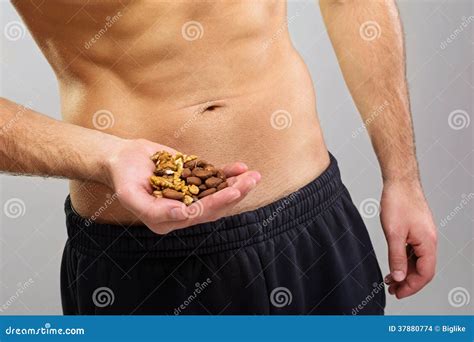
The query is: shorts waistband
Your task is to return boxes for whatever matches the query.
[65,152,346,258]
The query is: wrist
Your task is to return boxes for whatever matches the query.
[99,134,128,189]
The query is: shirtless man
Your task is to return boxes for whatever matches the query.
[1,0,436,314]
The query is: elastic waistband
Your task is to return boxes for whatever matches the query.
[65,153,346,259]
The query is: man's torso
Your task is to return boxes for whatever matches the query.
[14,0,329,224]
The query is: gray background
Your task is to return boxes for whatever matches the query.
[0,0,472,315]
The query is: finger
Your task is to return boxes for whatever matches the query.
[387,233,408,282]
[194,186,242,214]
[384,274,395,285]
[395,244,436,299]
[227,171,261,188]
[388,283,399,295]
[182,174,259,221]
[221,162,248,177]
[122,186,188,223]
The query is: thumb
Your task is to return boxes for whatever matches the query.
[388,234,408,282]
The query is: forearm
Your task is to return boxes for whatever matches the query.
[320,0,418,183]
[0,97,122,186]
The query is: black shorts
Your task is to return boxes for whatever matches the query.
[61,154,385,315]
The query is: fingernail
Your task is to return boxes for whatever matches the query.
[251,172,261,182]
[392,271,405,282]
[239,162,248,170]
[226,189,241,203]
[170,207,186,220]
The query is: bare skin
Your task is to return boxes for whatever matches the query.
[1,0,436,299]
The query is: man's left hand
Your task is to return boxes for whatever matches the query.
[380,180,437,299]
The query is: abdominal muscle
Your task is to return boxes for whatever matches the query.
[61,37,329,226]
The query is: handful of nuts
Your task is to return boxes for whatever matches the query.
[149,151,228,205]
